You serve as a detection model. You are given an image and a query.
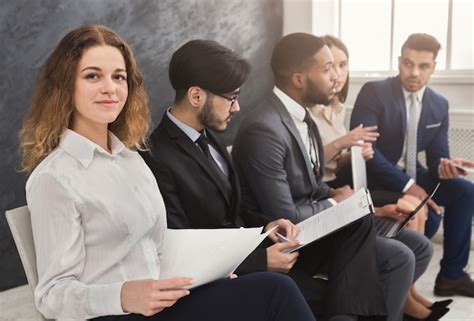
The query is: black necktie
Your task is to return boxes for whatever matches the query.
[196,133,233,193]
[303,110,321,179]
[196,134,216,165]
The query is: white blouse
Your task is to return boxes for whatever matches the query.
[26,129,167,320]
[309,103,347,182]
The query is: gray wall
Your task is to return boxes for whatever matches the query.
[0,0,282,290]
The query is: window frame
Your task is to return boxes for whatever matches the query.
[311,0,474,83]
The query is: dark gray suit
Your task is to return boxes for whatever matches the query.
[233,92,387,318]
[233,91,431,321]
[233,94,332,222]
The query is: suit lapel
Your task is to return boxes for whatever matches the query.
[393,77,408,135]
[162,114,232,205]
[417,89,435,145]
[206,131,237,207]
[269,93,318,188]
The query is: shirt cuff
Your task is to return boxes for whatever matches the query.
[88,281,126,317]
[402,179,415,193]
[327,198,337,206]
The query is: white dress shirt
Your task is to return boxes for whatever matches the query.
[273,87,313,161]
[273,87,336,205]
[397,86,426,191]
[26,129,167,320]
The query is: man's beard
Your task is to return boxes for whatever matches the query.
[304,78,333,106]
[197,96,228,133]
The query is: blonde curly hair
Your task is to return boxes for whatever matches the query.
[20,24,150,173]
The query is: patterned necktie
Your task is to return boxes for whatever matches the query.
[406,93,418,180]
[303,110,321,179]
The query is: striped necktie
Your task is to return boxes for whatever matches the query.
[303,110,321,179]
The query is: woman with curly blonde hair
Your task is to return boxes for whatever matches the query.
[20,24,149,173]
[20,24,315,321]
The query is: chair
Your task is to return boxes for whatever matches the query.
[5,206,51,321]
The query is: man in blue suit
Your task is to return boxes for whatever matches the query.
[351,33,474,297]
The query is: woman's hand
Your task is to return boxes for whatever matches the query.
[374,204,408,221]
[121,278,193,316]
[335,124,379,150]
[374,194,426,222]
[361,142,375,160]
[401,194,428,222]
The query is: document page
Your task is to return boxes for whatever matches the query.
[159,227,271,288]
[284,189,373,253]
[351,144,367,191]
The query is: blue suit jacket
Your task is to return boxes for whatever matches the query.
[350,76,450,192]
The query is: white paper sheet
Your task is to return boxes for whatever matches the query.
[351,144,367,191]
[283,189,373,253]
[159,227,271,288]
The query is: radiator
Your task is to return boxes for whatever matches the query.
[446,109,474,182]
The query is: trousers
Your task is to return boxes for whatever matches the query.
[417,170,474,278]
[90,272,315,321]
[376,228,433,321]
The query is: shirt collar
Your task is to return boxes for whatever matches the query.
[59,129,134,168]
[167,107,202,143]
[402,86,426,104]
[273,86,306,122]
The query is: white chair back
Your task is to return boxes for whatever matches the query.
[6,206,51,321]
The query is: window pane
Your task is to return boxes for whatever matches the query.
[451,0,473,69]
[393,0,448,69]
[312,0,339,36]
[340,0,391,71]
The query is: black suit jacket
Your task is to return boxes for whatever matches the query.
[141,113,272,274]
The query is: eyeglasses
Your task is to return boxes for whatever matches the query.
[213,92,239,108]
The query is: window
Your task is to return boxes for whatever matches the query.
[451,0,474,69]
[392,0,448,69]
[311,0,473,72]
[340,0,391,71]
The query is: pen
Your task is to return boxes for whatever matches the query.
[276,232,290,243]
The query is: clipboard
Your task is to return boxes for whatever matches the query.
[277,188,374,253]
